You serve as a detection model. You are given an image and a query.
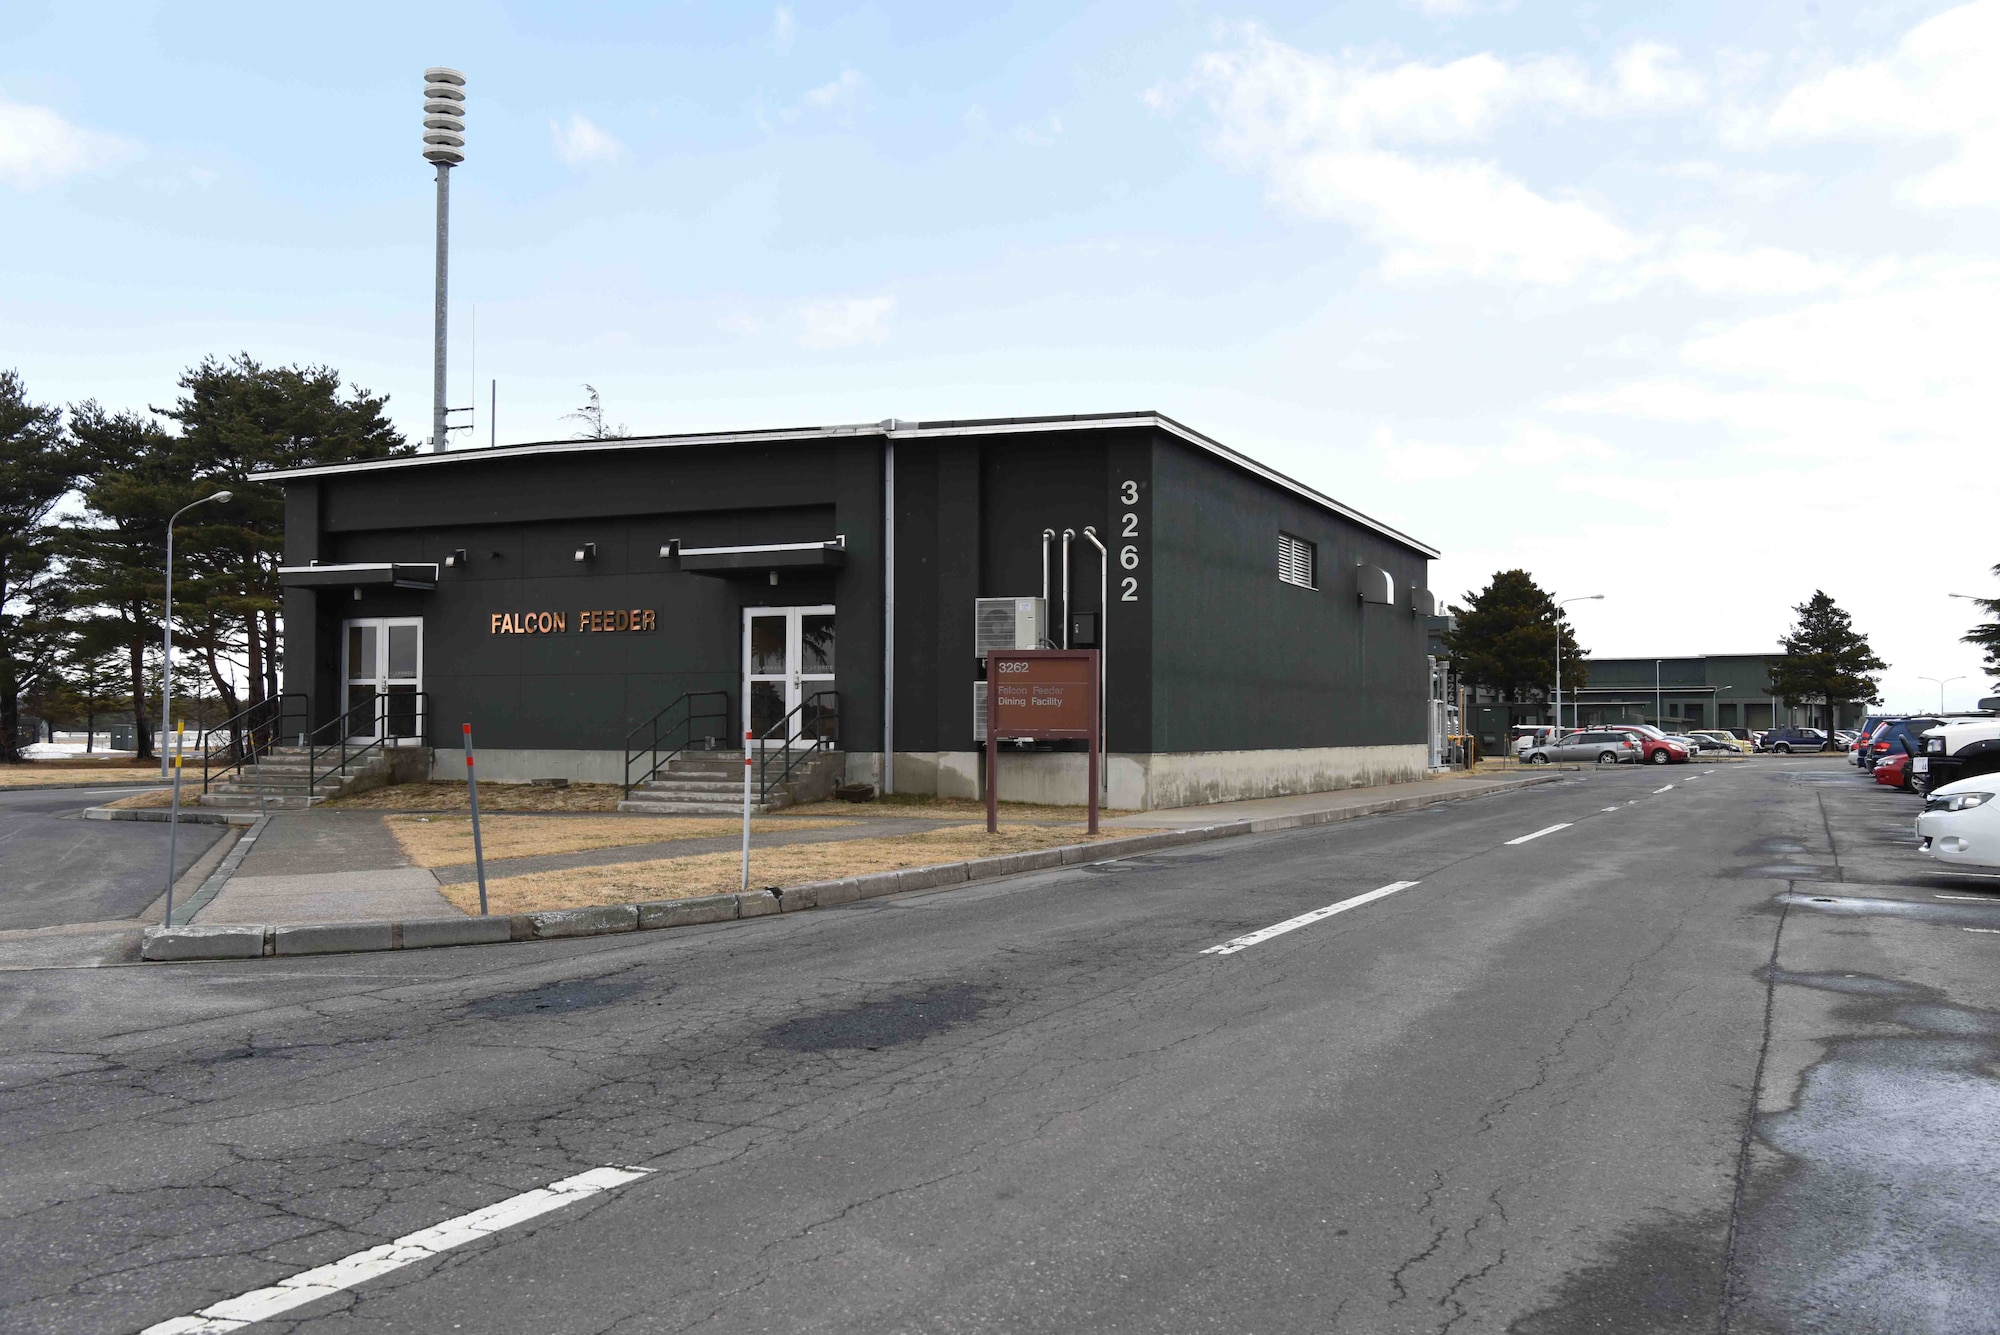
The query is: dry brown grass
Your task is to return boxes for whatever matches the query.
[101,788,175,809]
[387,814,855,867]
[778,793,1137,822]
[0,764,166,787]
[442,822,1158,915]
[325,781,628,813]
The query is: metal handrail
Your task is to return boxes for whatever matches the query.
[623,690,731,798]
[307,691,429,795]
[197,692,307,793]
[758,690,839,806]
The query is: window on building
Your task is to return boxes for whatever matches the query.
[1279,532,1316,589]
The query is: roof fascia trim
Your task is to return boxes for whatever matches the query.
[261,413,1438,558]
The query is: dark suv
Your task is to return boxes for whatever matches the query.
[1861,717,1942,770]
[1759,727,1829,753]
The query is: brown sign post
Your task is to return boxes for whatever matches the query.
[985,649,1101,835]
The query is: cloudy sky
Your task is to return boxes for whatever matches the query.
[4,0,1995,709]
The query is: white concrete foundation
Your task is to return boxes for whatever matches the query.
[427,743,1427,808]
[880,745,1428,810]
[430,748,630,785]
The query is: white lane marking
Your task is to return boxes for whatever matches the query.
[1602,807,1621,813]
[1653,785,1674,794]
[1704,770,1717,775]
[142,1166,652,1334]
[1504,824,1572,846]
[1938,895,2000,901]
[1963,927,2000,935]
[1202,881,1421,956]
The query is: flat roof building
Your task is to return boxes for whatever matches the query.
[1465,653,1868,751]
[268,412,1441,810]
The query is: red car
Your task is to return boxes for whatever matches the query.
[1874,751,1916,791]
[1605,724,1691,766]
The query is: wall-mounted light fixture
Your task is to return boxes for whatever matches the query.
[574,543,596,563]
[443,548,468,568]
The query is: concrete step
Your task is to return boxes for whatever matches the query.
[198,792,318,810]
[617,799,779,816]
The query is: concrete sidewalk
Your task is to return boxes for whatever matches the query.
[182,771,1559,929]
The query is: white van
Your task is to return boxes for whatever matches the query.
[1511,725,1560,757]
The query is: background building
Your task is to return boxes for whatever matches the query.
[1464,653,1869,752]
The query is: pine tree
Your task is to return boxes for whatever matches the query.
[1962,564,2000,688]
[157,355,409,711]
[58,403,192,762]
[1768,591,1886,744]
[0,370,81,762]
[1443,569,1588,705]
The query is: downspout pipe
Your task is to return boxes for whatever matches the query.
[1041,529,1055,647]
[882,437,896,795]
[1061,529,1075,649]
[1080,525,1107,788]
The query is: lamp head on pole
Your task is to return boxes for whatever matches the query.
[209,490,233,505]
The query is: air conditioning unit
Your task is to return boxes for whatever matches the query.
[975,597,1047,655]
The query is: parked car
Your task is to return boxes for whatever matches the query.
[1874,749,1916,791]
[1833,730,1860,748]
[1511,725,1561,758]
[1916,773,2000,869]
[1852,720,1890,767]
[1759,727,1828,753]
[1522,731,1643,765]
[1604,724,1691,765]
[1914,710,2000,793]
[1863,717,1942,772]
[1690,730,1748,753]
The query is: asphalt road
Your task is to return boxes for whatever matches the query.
[0,785,219,931]
[1,757,1994,1334]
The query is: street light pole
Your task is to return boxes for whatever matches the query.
[159,491,234,777]
[1919,675,1965,713]
[1553,595,1603,733]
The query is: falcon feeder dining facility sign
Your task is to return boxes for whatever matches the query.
[985,649,1103,834]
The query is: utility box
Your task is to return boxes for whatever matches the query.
[110,723,138,752]
[974,597,1047,656]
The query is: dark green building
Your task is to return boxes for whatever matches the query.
[268,412,1442,810]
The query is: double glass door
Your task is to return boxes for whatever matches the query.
[744,606,834,745]
[342,618,423,742]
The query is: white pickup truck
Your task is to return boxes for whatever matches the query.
[1916,700,2000,792]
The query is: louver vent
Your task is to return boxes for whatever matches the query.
[1278,533,1316,589]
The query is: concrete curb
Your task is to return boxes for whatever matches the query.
[174,815,268,925]
[140,772,1563,962]
[84,805,258,827]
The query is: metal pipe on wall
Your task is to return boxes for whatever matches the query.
[1081,525,1107,788]
[1041,529,1055,645]
[882,438,896,795]
[1060,529,1075,648]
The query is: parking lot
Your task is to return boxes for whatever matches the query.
[1,753,1994,1332]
